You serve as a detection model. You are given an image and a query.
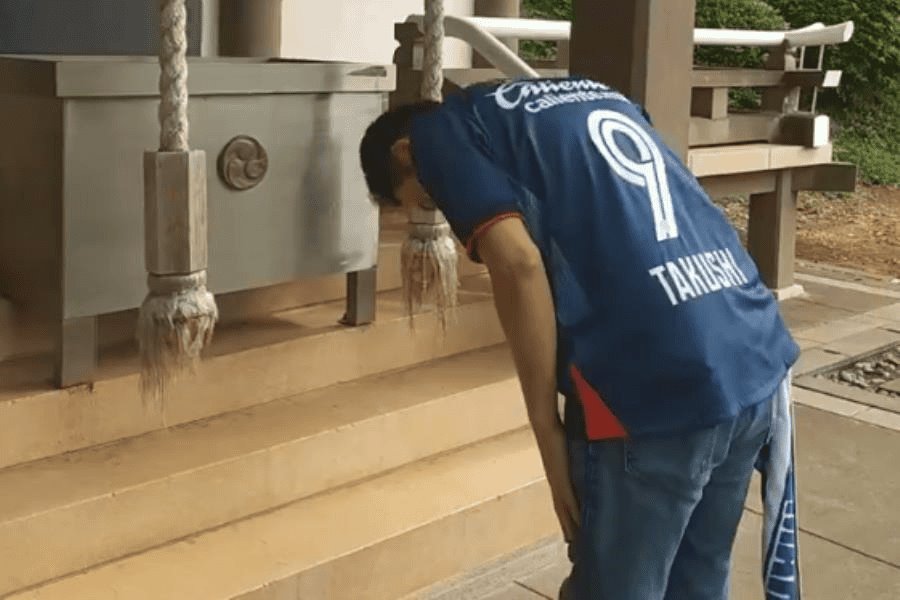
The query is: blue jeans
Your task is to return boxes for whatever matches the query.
[561,394,774,600]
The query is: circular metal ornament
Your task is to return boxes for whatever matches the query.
[218,136,268,190]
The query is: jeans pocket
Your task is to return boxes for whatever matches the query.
[623,429,718,496]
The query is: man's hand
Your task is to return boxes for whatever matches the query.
[535,421,581,542]
[476,216,579,541]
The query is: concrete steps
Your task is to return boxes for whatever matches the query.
[5,428,555,600]
[0,345,528,595]
[0,217,535,599]
[0,273,499,470]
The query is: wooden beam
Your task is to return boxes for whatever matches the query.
[691,112,832,147]
[690,112,781,146]
[689,143,833,177]
[778,113,830,148]
[691,69,842,89]
[699,163,857,198]
[691,87,728,119]
[784,69,842,89]
[792,162,858,193]
[699,171,778,199]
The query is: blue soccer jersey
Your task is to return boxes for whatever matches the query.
[408,78,799,439]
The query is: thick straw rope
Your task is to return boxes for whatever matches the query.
[402,0,459,329]
[137,0,218,402]
[420,0,445,103]
[158,0,190,152]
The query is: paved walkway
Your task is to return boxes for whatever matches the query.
[437,268,900,600]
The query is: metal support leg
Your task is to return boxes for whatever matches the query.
[55,315,98,387]
[340,267,377,326]
[748,170,804,300]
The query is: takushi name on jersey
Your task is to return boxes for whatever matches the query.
[648,248,750,306]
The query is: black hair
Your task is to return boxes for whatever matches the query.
[359,100,440,207]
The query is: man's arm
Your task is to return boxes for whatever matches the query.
[477,217,558,428]
[476,217,580,540]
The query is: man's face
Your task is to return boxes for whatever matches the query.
[390,137,435,218]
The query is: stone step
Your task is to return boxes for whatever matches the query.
[0,344,526,595]
[0,274,501,470]
[6,428,556,600]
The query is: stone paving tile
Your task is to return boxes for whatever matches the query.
[793,336,821,350]
[792,405,900,565]
[795,316,883,344]
[801,280,898,313]
[514,558,570,599]
[797,375,899,414]
[854,406,900,432]
[868,303,900,324]
[779,298,854,330]
[731,511,900,600]
[479,510,900,600]
[792,386,868,418]
[823,328,900,357]
[481,584,547,600]
[850,312,900,330]
[794,348,846,375]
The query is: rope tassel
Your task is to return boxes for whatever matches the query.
[401,221,459,329]
[138,273,218,401]
[138,0,218,402]
[402,0,460,327]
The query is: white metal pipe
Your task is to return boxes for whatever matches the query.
[406,15,539,78]
[414,15,854,49]
[695,28,788,46]
[467,16,570,41]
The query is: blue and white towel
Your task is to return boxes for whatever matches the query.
[756,373,802,600]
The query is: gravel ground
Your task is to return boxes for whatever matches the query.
[822,345,900,398]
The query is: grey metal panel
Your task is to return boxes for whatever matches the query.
[54,60,395,98]
[0,56,395,97]
[61,91,382,319]
[0,93,62,313]
[0,0,202,56]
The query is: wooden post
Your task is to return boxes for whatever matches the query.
[762,42,800,113]
[473,0,520,67]
[570,0,696,160]
[555,40,571,70]
[748,170,802,298]
[391,22,426,109]
[218,0,282,57]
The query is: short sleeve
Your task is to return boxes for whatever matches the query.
[409,99,525,262]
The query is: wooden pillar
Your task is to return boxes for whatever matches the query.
[473,0,520,67]
[748,170,802,298]
[218,0,282,57]
[570,0,696,160]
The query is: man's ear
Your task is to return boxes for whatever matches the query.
[390,137,413,169]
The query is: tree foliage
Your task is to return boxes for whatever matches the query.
[693,0,785,69]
